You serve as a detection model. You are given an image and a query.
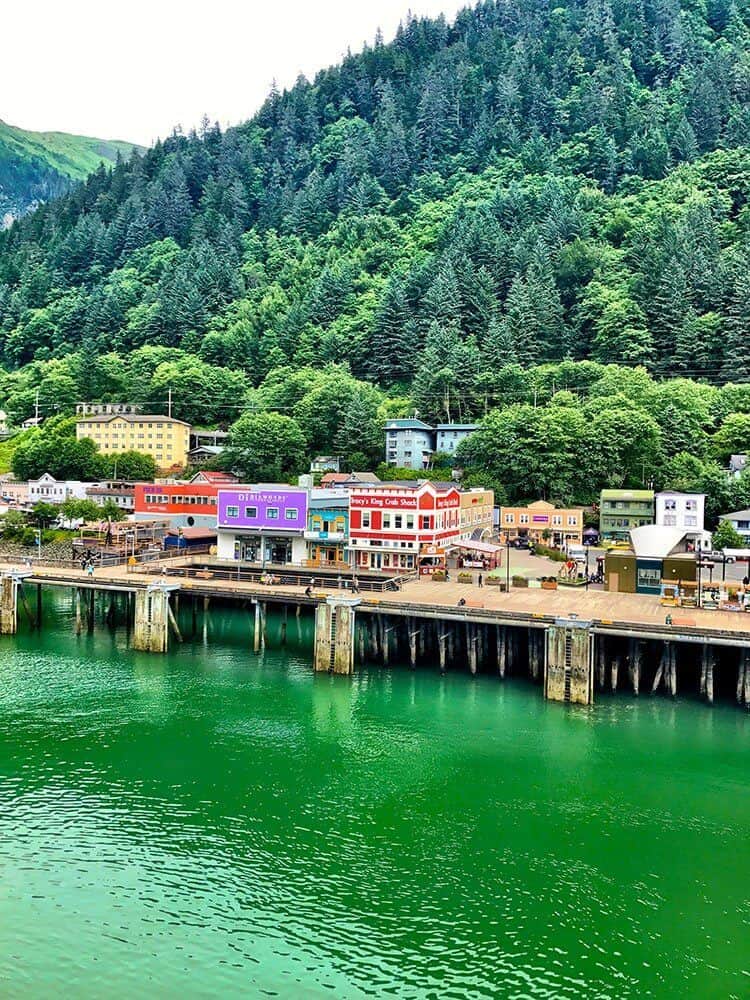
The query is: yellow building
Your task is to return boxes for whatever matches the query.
[76,414,191,471]
[500,500,583,549]
[459,488,495,539]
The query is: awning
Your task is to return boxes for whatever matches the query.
[450,540,503,555]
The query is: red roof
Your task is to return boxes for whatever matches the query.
[191,471,237,484]
[321,473,349,485]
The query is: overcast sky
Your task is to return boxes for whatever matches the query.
[3,0,466,146]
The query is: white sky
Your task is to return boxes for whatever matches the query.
[2,0,466,147]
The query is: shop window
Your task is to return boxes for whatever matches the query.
[637,566,660,589]
[285,507,298,520]
[245,506,258,519]
[226,505,239,518]
[267,508,279,520]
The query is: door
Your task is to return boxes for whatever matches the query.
[609,572,618,593]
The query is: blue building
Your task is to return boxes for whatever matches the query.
[385,420,479,469]
[304,490,349,568]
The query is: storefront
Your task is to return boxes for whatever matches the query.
[216,487,308,565]
[348,481,462,573]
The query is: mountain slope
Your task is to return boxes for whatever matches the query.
[0,119,142,222]
[2,0,750,395]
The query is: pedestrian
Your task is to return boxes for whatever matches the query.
[86,561,94,578]
[478,573,483,588]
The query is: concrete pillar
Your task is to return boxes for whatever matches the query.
[0,574,18,634]
[313,597,360,674]
[132,587,171,653]
[544,620,594,705]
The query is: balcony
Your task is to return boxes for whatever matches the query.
[304,530,346,542]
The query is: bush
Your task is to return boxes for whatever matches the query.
[457,571,473,583]
[533,544,567,562]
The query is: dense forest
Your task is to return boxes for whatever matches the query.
[3,0,750,507]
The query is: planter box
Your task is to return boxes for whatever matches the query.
[512,576,528,588]
[541,580,558,590]
[486,578,506,590]
[457,574,473,584]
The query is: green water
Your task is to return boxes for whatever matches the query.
[0,593,749,998]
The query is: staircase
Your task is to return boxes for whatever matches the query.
[328,611,338,670]
[564,630,573,703]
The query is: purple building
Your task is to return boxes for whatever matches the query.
[216,486,308,564]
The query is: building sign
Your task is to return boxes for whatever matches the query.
[532,515,549,523]
[217,488,308,530]
[351,494,418,509]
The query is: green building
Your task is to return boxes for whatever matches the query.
[599,489,655,542]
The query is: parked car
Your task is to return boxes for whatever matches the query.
[705,550,736,563]
[511,538,531,549]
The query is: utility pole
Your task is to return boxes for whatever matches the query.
[168,387,173,419]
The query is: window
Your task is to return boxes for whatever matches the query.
[394,515,402,529]
[285,507,298,520]
[420,515,430,529]
[406,515,414,529]
[567,515,577,526]
[362,512,371,528]
[552,515,562,526]
[663,514,677,526]
[637,566,661,589]
[226,505,239,518]
[664,499,677,511]
[520,514,529,524]
[685,516,697,527]
[245,506,258,519]
[685,499,697,511]
[504,513,514,524]
[383,513,391,528]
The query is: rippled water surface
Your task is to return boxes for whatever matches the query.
[1,592,749,998]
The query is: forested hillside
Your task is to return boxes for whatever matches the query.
[3,0,750,504]
[0,119,140,223]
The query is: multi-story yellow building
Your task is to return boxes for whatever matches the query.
[459,488,495,539]
[76,414,191,471]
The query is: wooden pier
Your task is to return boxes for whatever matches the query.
[2,562,750,709]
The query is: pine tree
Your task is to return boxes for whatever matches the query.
[649,258,689,371]
[721,262,750,381]
[482,314,517,368]
[369,277,414,384]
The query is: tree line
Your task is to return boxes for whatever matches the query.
[2,0,750,389]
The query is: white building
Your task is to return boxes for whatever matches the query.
[28,473,97,505]
[655,491,709,549]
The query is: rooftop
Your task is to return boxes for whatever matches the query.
[385,419,434,430]
[601,489,654,500]
[436,423,479,430]
[629,525,693,559]
[721,509,750,521]
[78,414,190,427]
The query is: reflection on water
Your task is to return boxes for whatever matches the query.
[0,591,748,998]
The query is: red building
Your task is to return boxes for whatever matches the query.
[134,482,221,529]
[348,481,461,572]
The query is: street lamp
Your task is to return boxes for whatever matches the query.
[35,528,41,562]
[505,534,511,593]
